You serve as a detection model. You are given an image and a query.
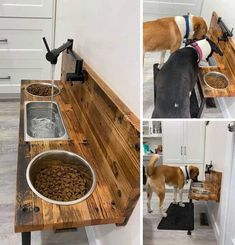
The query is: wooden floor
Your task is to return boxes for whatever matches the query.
[0,101,89,245]
[143,190,217,245]
[143,52,224,119]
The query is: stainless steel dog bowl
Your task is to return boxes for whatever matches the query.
[24,101,68,141]
[204,71,229,89]
[26,150,96,205]
[25,82,60,97]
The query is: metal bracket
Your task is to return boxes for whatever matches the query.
[217,17,233,42]
[66,49,87,83]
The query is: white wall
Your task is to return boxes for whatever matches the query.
[55,0,140,116]
[55,1,140,245]
[201,0,235,118]
[86,201,140,245]
[204,121,232,243]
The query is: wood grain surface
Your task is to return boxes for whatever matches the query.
[15,51,140,233]
[199,12,235,98]
[189,170,222,202]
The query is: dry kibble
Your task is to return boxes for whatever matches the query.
[34,162,87,202]
[27,84,59,96]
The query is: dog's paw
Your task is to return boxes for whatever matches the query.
[173,201,177,204]
[179,202,185,207]
[148,209,153,213]
[161,212,167,218]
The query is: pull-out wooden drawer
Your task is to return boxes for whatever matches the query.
[0,0,52,18]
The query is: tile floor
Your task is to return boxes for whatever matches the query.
[143,189,217,245]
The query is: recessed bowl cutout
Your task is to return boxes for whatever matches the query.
[26,83,60,97]
[204,72,229,89]
[26,150,96,205]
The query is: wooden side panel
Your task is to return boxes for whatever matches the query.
[61,51,140,221]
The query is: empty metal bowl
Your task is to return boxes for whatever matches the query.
[26,150,96,205]
[25,82,60,97]
[204,71,229,89]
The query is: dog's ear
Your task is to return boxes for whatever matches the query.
[189,166,199,182]
[193,18,208,40]
[193,23,201,33]
[206,38,223,57]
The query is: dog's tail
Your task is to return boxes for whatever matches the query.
[146,154,160,177]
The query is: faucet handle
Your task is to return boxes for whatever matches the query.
[42,37,50,53]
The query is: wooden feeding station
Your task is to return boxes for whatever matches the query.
[197,12,235,117]
[189,170,222,202]
[15,50,140,245]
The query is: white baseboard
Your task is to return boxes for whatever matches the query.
[206,203,220,243]
[217,98,231,118]
[85,226,101,245]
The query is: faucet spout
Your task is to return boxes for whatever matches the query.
[43,37,73,65]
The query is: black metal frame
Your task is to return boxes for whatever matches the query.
[187,199,193,235]
[196,79,206,118]
[22,232,31,245]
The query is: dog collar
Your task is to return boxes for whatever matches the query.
[183,15,190,39]
[185,166,190,180]
[190,42,203,63]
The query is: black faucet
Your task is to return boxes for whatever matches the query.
[217,17,233,42]
[43,37,73,65]
[205,161,213,174]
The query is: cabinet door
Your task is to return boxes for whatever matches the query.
[0,18,52,93]
[162,121,184,164]
[0,0,53,18]
[184,121,205,164]
[143,0,204,21]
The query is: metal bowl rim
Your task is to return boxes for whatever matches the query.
[203,71,229,90]
[25,82,61,98]
[26,150,96,206]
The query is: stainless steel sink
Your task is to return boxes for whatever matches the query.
[24,101,68,142]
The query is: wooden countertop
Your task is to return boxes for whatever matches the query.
[15,80,123,232]
[15,51,140,233]
[198,12,235,98]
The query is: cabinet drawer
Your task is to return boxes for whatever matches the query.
[0,68,46,84]
[0,18,52,50]
[0,0,53,18]
[0,50,46,69]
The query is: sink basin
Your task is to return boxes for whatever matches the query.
[24,101,68,142]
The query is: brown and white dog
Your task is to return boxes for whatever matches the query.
[143,14,208,66]
[146,155,199,217]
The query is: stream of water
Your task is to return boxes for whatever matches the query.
[50,64,56,124]
[29,64,57,138]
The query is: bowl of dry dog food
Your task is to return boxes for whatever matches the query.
[204,71,229,90]
[26,150,96,205]
[25,83,60,97]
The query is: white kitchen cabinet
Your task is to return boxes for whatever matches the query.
[0,0,53,18]
[184,121,205,164]
[143,0,204,21]
[0,2,53,94]
[162,121,205,164]
[162,121,184,163]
